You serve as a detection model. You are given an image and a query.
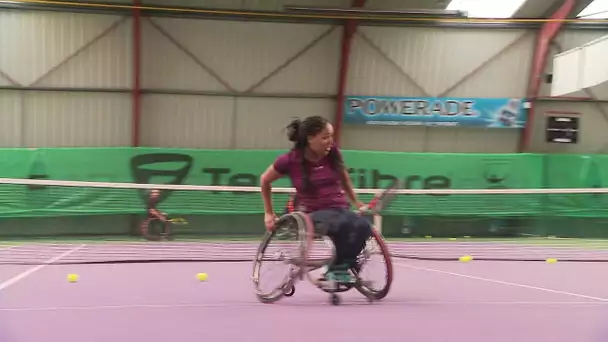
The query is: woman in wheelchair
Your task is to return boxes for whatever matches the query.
[260,115,372,284]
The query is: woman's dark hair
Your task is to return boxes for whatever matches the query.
[285,116,343,193]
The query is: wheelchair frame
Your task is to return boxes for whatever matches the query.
[140,216,173,241]
[252,207,394,306]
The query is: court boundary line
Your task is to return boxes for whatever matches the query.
[394,261,608,302]
[1,300,607,312]
[0,244,86,292]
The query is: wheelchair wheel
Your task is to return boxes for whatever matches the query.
[252,212,313,304]
[354,229,394,301]
[141,218,171,242]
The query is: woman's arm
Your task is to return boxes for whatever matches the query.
[340,168,364,208]
[260,165,283,214]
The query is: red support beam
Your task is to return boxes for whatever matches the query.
[334,0,366,146]
[132,0,142,147]
[518,0,576,152]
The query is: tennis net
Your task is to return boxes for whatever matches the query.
[1,177,608,265]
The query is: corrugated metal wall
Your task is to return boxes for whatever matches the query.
[139,17,340,149]
[0,90,21,147]
[342,26,535,153]
[1,4,605,154]
[0,7,341,149]
[0,10,131,147]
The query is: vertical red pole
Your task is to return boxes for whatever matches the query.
[132,0,142,147]
[334,0,366,147]
[518,0,576,152]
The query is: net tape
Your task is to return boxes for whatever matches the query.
[2,177,608,194]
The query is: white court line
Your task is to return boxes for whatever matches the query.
[0,244,86,291]
[1,300,607,312]
[393,261,608,302]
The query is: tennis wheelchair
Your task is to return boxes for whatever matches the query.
[252,196,394,306]
[140,215,188,241]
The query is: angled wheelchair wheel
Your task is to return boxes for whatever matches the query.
[252,212,313,304]
[141,218,170,242]
[353,229,394,301]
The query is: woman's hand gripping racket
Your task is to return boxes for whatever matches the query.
[356,180,403,215]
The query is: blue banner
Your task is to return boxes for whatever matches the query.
[344,96,527,128]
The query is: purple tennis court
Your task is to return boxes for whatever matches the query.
[2,240,608,342]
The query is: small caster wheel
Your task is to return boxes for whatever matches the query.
[284,285,295,297]
[330,294,340,306]
[366,297,374,304]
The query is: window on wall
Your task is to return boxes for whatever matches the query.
[577,0,608,19]
[445,0,528,18]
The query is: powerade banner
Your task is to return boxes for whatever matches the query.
[344,96,527,128]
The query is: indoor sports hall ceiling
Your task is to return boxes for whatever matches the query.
[0,0,602,19]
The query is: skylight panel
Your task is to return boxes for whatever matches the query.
[446,0,528,18]
[577,0,608,19]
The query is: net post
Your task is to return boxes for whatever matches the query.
[373,214,382,234]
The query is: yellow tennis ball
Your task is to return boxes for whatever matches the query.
[196,273,208,281]
[459,255,473,262]
[425,236,432,239]
[449,238,457,241]
[67,274,79,283]
[546,258,558,264]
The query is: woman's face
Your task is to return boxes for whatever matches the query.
[307,122,334,157]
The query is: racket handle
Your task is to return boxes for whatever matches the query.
[356,204,370,215]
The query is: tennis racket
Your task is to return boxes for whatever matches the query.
[358,179,403,215]
[168,217,189,225]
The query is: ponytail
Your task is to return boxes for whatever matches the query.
[285,118,311,192]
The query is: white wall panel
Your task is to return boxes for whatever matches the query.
[351,27,530,97]
[0,91,22,147]
[141,19,228,92]
[443,33,534,97]
[347,34,428,97]
[342,126,425,152]
[22,92,131,147]
[529,102,608,153]
[140,95,333,149]
[140,95,235,148]
[233,98,334,149]
[36,18,132,89]
[141,0,350,11]
[253,27,342,95]
[342,126,519,153]
[0,11,130,88]
[0,73,12,86]
[146,18,335,92]
[423,128,519,153]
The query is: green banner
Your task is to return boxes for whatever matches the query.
[0,148,607,218]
